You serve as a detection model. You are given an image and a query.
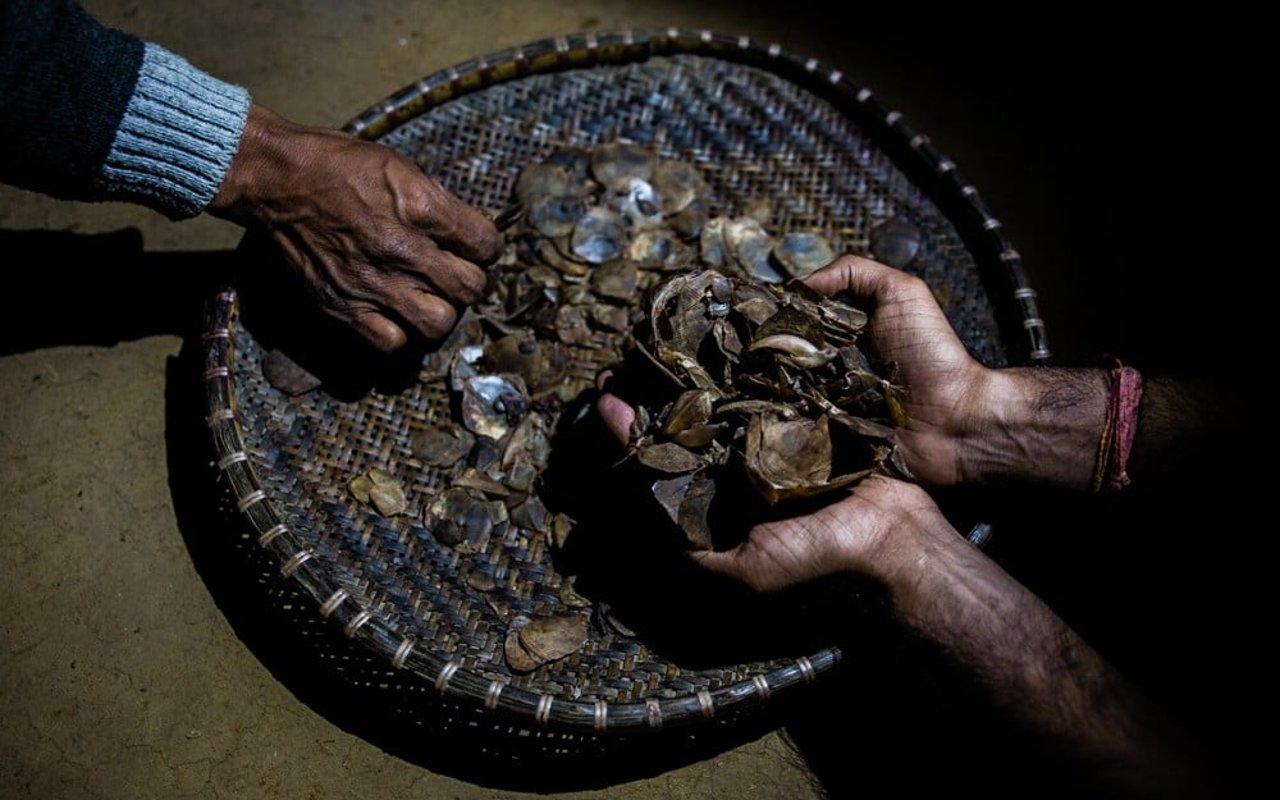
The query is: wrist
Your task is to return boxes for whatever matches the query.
[955,367,1108,490]
[871,504,967,613]
[844,480,958,590]
[208,104,309,222]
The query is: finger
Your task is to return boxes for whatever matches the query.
[381,230,487,306]
[346,307,408,354]
[802,254,909,302]
[396,161,504,265]
[594,370,636,444]
[597,393,635,445]
[380,281,460,341]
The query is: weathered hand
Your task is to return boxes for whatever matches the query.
[692,476,949,592]
[803,256,994,486]
[596,385,949,591]
[209,104,502,353]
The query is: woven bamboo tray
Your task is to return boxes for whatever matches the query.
[202,29,1049,735]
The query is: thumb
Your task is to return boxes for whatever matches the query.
[690,544,786,593]
[394,155,503,265]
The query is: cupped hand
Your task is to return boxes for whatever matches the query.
[209,104,502,353]
[804,256,994,486]
[693,475,948,592]
[596,381,953,591]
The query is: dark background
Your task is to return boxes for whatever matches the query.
[754,6,1267,796]
[735,5,1266,371]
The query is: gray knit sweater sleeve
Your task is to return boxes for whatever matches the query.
[97,43,251,218]
[0,0,250,220]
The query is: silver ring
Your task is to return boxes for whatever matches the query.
[796,656,816,682]
[392,638,416,670]
[696,689,714,719]
[645,698,663,729]
[435,660,460,694]
[319,588,349,619]
[258,524,288,548]
[593,699,608,733]
[280,549,312,577]
[343,609,374,638]
[484,680,505,711]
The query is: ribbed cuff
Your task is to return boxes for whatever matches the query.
[97,43,250,219]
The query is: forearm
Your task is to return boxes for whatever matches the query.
[957,366,1234,491]
[882,523,1206,796]
[959,366,1109,489]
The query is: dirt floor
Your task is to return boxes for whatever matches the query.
[1,3,1265,799]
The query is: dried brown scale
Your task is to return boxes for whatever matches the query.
[868,215,923,269]
[482,334,567,395]
[559,576,592,608]
[590,143,654,193]
[630,268,910,536]
[347,475,373,504]
[262,349,321,395]
[411,422,475,468]
[519,614,590,662]
[634,441,704,474]
[774,232,837,279]
[510,494,550,534]
[452,468,510,497]
[589,304,630,333]
[589,260,639,301]
[368,482,408,516]
[676,476,717,550]
[347,468,409,516]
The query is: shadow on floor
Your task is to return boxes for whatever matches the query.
[0,228,228,354]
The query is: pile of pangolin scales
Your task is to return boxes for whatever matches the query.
[264,143,911,672]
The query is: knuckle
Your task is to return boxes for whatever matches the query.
[405,177,446,220]
[375,227,418,264]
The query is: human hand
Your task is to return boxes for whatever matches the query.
[803,256,994,486]
[693,476,950,592]
[596,387,952,591]
[209,104,502,353]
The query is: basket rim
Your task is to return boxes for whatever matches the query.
[204,28,1045,734]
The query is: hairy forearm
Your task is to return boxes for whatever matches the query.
[883,526,1206,796]
[957,367,1234,491]
[959,367,1109,489]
